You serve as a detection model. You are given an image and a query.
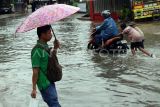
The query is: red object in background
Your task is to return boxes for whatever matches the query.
[89,0,119,22]
[111,12,119,21]
[93,13,104,21]
[89,0,94,20]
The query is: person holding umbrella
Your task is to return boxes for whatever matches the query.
[31,25,61,106]
[15,4,80,107]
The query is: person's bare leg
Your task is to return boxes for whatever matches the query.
[131,49,136,56]
[135,47,138,51]
[138,47,151,56]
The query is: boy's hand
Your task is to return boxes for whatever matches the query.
[31,89,37,98]
[54,40,60,49]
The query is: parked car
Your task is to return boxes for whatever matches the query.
[0,4,12,14]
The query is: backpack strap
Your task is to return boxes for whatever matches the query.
[32,44,50,54]
[31,44,50,76]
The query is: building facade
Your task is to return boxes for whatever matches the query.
[89,0,160,21]
[89,0,131,21]
[132,0,160,19]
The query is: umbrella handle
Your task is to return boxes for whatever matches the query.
[51,27,57,40]
[51,27,60,49]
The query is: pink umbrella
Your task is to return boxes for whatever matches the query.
[15,4,80,39]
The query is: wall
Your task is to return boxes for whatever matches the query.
[93,0,131,13]
[90,0,131,21]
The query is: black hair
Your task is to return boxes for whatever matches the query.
[37,25,51,38]
[120,23,127,30]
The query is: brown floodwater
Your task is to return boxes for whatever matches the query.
[0,14,160,107]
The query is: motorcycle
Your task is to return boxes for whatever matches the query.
[87,29,129,54]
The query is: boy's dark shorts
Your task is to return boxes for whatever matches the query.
[131,40,144,49]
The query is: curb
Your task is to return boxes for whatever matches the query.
[0,13,25,20]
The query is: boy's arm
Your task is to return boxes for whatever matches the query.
[31,48,41,98]
[31,67,39,98]
[122,28,128,35]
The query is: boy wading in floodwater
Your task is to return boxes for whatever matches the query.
[31,25,61,107]
[120,23,155,58]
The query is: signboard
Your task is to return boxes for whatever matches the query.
[133,0,144,9]
[133,0,160,19]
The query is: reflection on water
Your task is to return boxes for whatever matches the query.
[0,14,160,107]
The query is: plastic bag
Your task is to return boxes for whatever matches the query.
[29,98,39,107]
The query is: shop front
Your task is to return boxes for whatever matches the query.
[132,0,160,19]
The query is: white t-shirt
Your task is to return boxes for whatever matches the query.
[135,27,144,37]
[122,26,144,42]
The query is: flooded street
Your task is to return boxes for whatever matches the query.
[0,14,160,107]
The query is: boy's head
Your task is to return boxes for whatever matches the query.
[37,25,52,41]
[120,23,127,31]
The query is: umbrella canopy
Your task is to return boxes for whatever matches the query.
[16,4,80,33]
